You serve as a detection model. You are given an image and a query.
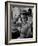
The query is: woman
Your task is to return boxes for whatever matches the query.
[20,10,33,38]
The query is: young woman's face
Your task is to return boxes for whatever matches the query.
[21,15,27,23]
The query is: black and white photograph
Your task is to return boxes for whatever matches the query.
[5,1,37,44]
[10,5,33,38]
